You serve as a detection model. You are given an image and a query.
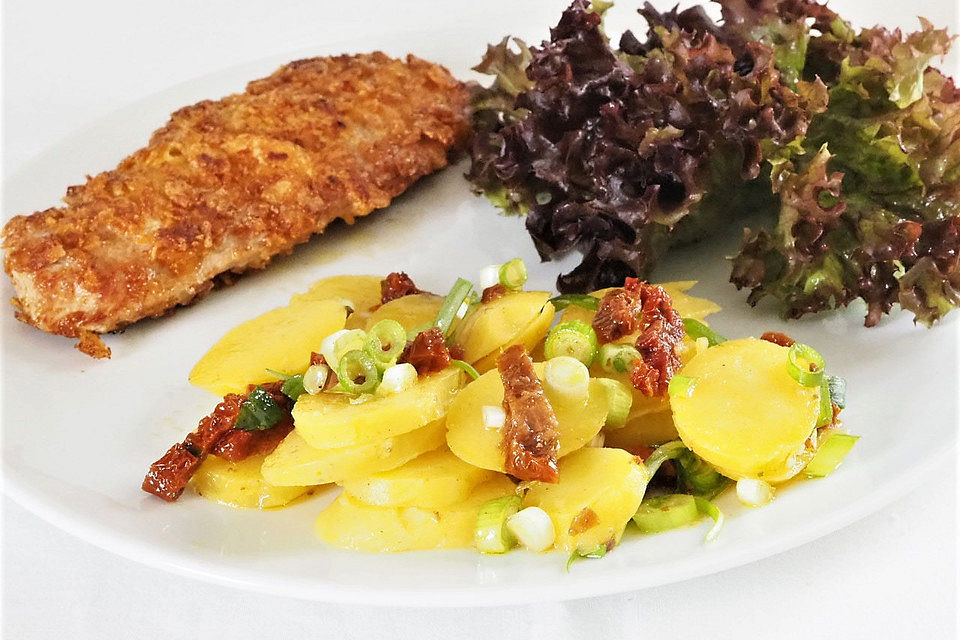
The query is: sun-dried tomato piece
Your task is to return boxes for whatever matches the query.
[629,280,684,396]
[183,393,245,454]
[760,331,795,347]
[141,443,203,502]
[211,416,293,461]
[498,345,560,483]
[380,272,421,304]
[400,327,451,375]
[481,283,507,303]
[448,343,466,361]
[143,382,292,502]
[592,286,642,343]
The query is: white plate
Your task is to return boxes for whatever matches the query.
[2,23,957,607]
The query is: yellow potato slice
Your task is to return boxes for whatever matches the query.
[470,302,555,374]
[261,419,446,487]
[315,476,516,552]
[289,275,383,315]
[672,338,821,481]
[455,291,552,364]
[523,447,650,552]
[604,410,679,450]
[445,363,608,472]
[345,293,443,332]
[340,447,498,508]
[293,367,462,449]
[191,454,315,509]
[189,299,347,395]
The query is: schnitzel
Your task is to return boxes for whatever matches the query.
[1,53,469,357]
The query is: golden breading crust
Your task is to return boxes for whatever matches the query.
[2,53,469,351]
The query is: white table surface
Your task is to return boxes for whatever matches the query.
[2,1,958,637]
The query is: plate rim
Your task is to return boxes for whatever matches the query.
[5,444,954,607]
[2,35,958,606]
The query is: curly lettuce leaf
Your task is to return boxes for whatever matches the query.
[467,0,821,293]
[732,16,960,326]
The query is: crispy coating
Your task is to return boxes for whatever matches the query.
[2,53,469,347]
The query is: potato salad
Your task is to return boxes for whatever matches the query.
[143,260,857,565]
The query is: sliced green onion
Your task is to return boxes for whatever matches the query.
[482,405,506,429]
[498,258,528,289]
[264,368,292,380]
[786,342,825,387]
[450,359,480,380]
[377,362,418,396]
[598,343,641,374]
[565,544,608,571]
[336,349,380,394]
[544,320,598,365]
[736,478,774,507]
[543,356,590,402]
[817,378,833,428]
[644,440,688,476]
[280,374,306,401]
[479,265,501,290]
[235,387,285,431]
[667,374,696,398]
[547,294,599,311]
[321,329,367,370]
[302,364,329,395]
[826,374,847,409]
[475,495,521,554]
[694,497,725,543]
[364,319,407,368]
[505,506,555,552]
[676,450,729,498]
[804,433,859,478]
[595,378,633,428]
[434,278,474,336]
[682,318,727,346]
[633,494,699,533]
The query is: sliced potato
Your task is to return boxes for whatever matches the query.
[192,454,315,509]
[671,338,821,481]
[455,291,552,364]
[261,420,446,487]
[341,447,498,508]
[189,299,347,395]
[346,293,443,332]
[293,367,462,449]
[445,363,608,472]
[523,447,650,551]
[289,275,383,315]
[315,476,516,552]
[604,410,679,450]
[471,302,555,374]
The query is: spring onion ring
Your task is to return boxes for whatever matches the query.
[336,349,381,394]
[544,320,599,365]
[805,433,859,477]
[786,343,825,387]
[682,318,727,346]
[364,319,407,368]
[597,343,642,374]
[633,494,699,533]
[434,278,474,336]
[498,258,528,289]
[694,497,725,543]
